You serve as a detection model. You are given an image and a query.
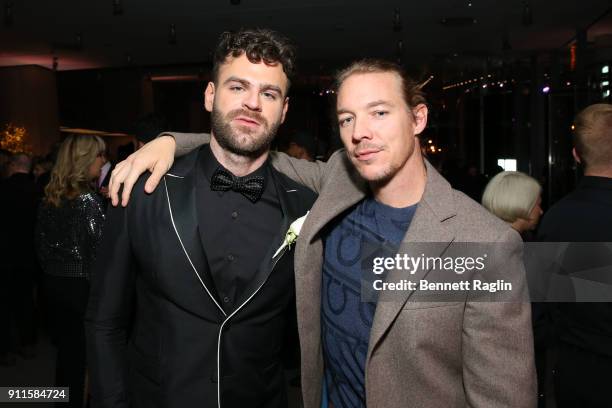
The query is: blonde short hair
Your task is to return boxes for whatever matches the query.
[574,103,612,172]
[44,134,106,207]
[481,171,541,223]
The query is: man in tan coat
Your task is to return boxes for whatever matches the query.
[110,59,536,408]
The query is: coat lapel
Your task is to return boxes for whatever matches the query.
[366,161,457,360]
[294,158,368,339]
[293,155,368,408]
[163,159,226,317]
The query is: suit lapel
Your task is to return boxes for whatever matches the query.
[164,168,226,316]
[366,161,457,360]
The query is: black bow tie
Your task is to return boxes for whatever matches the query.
[210,167,265,203]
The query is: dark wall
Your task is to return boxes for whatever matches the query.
[0,65,60,155]
[57,68,153,133]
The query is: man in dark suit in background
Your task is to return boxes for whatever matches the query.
[538,103,612,407]
[0,153,39,365]
[85,29,316,408]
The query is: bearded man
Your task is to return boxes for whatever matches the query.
[85,29,317,408]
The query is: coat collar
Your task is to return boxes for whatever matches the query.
[299,152,456,245]
[295,151,457,366]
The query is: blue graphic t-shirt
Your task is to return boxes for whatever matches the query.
[321,197,417,408]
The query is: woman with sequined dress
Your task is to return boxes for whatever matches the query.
[35,134,107,408]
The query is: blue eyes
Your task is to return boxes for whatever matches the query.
[229,85,277,100]
[338,111,388,127]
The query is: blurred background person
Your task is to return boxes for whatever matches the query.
[537,103,612,408]
[33,154,55,193]
[482,171,543,240]
[132,112,167,150]
[281,130,317,161]
[0,153,39,366]
[97,113,167,200]
[462,163,488,202]
[35,134,107,408]
[0,149,12,179]
[481,170,547,407]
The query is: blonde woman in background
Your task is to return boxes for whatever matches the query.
[482,171,543,239]
[35,134,106,408]
[482,170,547,408]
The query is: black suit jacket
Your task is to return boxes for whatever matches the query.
[537,176,612,357]
[0,172,39,270]
[85,148,317,408]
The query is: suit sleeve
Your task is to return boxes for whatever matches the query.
[462,229,537,408]
[85,200,135,408]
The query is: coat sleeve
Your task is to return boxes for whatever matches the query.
[167,131,340,194]
[462,229,537,408]
[267,150,340,194]
[85,199,136,408]
[164,132,211,157]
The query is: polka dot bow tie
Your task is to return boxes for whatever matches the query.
[210,167,265,203]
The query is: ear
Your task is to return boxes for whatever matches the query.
[572,147,581,164]
[412,104,428,135]
[204,82,215,112]
[280,97,289,124]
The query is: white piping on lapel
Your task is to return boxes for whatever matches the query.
[163,177,226,316]
[215,249,286,408]
[286,189,297,192]
[165,173,184,178]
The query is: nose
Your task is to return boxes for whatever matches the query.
[351,116,372,143]
[243,89,262,112]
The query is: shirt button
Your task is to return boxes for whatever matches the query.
[231,211,238,219]
[227,254,235,262]
[223,296,230,303]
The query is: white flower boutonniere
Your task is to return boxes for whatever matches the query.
[273,211,310,258]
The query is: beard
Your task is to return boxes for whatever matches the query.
[349,142,396,184]
[211,106,281,158]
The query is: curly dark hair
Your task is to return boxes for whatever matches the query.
[212,28,296,89]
